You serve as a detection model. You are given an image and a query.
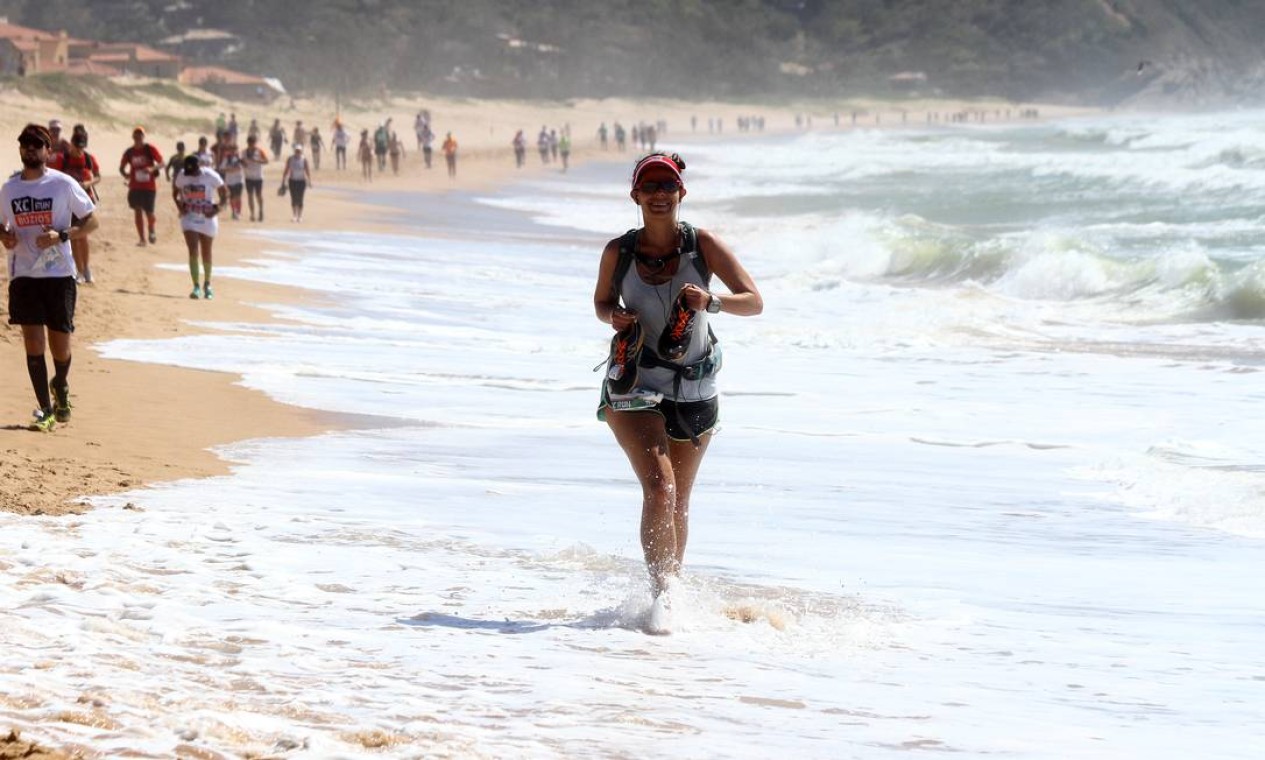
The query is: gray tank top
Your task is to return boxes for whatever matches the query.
[620,251,717,401]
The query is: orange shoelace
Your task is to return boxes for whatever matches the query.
[668,308,692,340]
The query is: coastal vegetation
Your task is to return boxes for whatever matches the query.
[2,0,1265,105]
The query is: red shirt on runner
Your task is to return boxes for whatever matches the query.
[50,151,101,200]
[120,144,163,191]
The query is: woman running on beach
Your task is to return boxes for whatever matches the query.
[281,144,313,222]
[592,152,762,632]
[172,154,227,300]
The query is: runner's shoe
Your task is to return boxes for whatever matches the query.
[148,230,157,244]
[189,285,200,299]
[28,408,56,432]
[605,321,643,396]
[203,283,214,300]
[50,381,71,423]
[657,291,696,361]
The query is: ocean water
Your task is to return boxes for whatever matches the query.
[5,111,1265,758]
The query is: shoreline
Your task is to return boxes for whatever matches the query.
[0,88,1101,758]
[0,91,1094,519]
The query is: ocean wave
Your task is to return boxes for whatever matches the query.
[745,208,1265,324]
[1078,443,1265,539]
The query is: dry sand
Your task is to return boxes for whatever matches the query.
[0,80,1094,757]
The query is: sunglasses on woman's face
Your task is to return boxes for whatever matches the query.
[637,180,680,194]
[18,138,46,149]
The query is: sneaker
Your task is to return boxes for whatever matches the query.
[82,267,93,284]
[49,382,71,423]
[605,321,644,396]
[203,284,214,300]
[189,285,201,300]
[657,292,697,362]
[28,408,56,432]
[148,230,157,244]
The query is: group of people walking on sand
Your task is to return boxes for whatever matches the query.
[0,112,317,437]
[119,123,314,304]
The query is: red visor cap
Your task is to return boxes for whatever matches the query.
[632,155,685,196]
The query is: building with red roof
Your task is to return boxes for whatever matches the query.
[180,65,285,103]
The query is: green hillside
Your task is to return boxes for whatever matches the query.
[4,0,1265,105]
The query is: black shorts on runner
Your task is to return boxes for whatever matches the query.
[288,179,307,207]
[245,178,264,195]
[127,189,157,214]
[656,397,719,441]
[228,182,244,198]
[8,276,76,333]
[607,396,719,442]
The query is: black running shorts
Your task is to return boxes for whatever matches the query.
[127,189,157,214]
[8,276,76,333]
[656,397,719,441]
[607,396,719,442]
[288,179,307,207]
[245,178,264,195]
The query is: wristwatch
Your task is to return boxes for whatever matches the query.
[706,293,722,313]
[57,230,69,243]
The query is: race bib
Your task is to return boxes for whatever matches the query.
[34,245,62,273]
[134,169,150,183]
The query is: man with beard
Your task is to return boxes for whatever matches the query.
[0,124,99,431]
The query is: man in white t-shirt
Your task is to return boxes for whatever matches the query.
[0,123,98,431]
[172,154,227,300]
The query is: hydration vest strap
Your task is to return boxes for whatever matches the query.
[613,222,706,305]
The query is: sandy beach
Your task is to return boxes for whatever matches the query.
[0,81,1094,757]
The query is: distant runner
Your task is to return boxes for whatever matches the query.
[217,140,245,221]
[163,140,187,182]
[172,154,227,300]
[242,135,269,222]
[358,130,373,181]
[48,131,101,283]
[332,121,349,171]
[119,126,162,247]
[281,144,313,222]
[442,132,458,179]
